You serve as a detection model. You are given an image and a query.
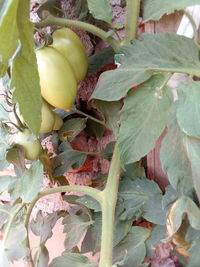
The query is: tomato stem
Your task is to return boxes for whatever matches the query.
[99,142,121,267]
[72,108,106,127]
[34,15,120,52]
[124,0,141,44]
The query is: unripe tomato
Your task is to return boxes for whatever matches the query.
[15,129,41,161]
[53,113,63,131]
[36,47,77,111]
[51,28,88,83]
[40,100,55,133]
[16,100,56,133]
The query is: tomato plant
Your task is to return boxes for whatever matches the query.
[1,0,200,267]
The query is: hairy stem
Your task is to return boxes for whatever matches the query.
[99,143,121,267]
[124,0,141,44]
[35,15,120,52]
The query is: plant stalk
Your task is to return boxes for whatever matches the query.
[71,108,106,127]
[99,143,121,267]
[124,0,141,44]
[34,15,120,52]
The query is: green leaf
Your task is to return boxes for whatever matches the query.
[4,223,27,261]
[118,75,172,164]
[58,118,87,142]
[162,185,180,210]
[49,252,92,267]
[183,136,200,202]
[87,0,112,24]
[21,160,43,203]
[176,80,200,138]
[91,34,200,101]
[53,142,87,177]
[11,0,42,135]
[123,162,146,179]
[0,0,19,77]
[63,214,92,252]
[113,226,150,267]
[88,47,115,75]
[113,217,133,247]
[146,225,166,258]
[143,195,166,225]
[119,177,162,221]
[93,100,121,136]
[143,0,200,22]
[85,114,105,138]
[0,176,16,193]
[30,211,61,244]
[76,195,101,212]
[160,107,194,195]
[168,197,200,237]
[188,238,200,267]
[37,0,63,19]
[81,212,101,253]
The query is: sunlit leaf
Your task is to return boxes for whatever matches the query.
[167,197,200,238]
[143,0,200,22]
[91,34,200,101]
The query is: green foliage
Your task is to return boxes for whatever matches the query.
[91,33,200,101]
[143,0,200,22]
[58,118,87,142]
[160,107,194,195]
[87,0,112,24]
[1,0,200,266]
[53,142,87,176]
[88,47,115,75]
[118,75,172,164]
[113,226,151,267]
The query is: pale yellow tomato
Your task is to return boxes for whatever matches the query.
[15,129,41,161]
[53,113,63,131]
[51,28,88,83]
[36,47,77,111]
